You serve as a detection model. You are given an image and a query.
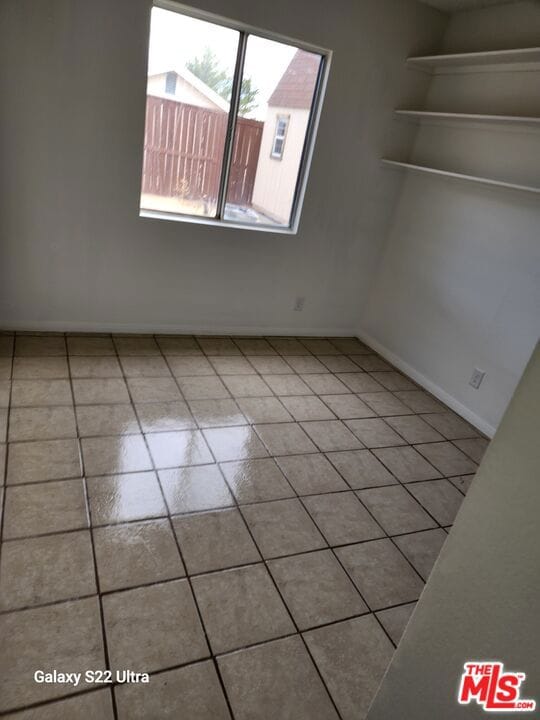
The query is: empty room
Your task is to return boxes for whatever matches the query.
[0,0,539,718]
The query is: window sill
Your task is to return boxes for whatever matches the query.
[139,209,298,234]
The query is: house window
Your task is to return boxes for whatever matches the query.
[164,71,177,94]
[140,3,330,232]
[271,116,289,159]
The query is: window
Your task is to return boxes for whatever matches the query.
[140,3,330,232]
[271,115,289,159]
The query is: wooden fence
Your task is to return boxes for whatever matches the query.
[142,95,263,207]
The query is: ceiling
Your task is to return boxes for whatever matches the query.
[416,0,517,11]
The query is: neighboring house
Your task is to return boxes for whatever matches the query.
[147,67,229,112]
[251,50,320,225]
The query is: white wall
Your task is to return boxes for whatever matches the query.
[359,1,540,435]
[0,0,445,336]
[252,106,309,224]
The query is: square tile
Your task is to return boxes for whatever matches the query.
[359,392,413,416]
[222,375,272,397]
[11,379,72,407]
[126,377,181,403]
[326,449,397,489]
[241,498,326,558]
[159,465,234,513]
[69,356,122,378]
[235,338,277,355]
[176,376,230,400]
[119,356,171,377]
[284,356,328,373]
[267,338,310,355]
[335,539,424,609]
[269,550,367,629]
[300,339,340,355]
[76,404,139,437]
[82,435,152,475]
[262,374,313,396]
[301,420,362,452]
[0,357,12,380]
[209,356,255,374]
[2,479,87,539]
[303,492,384,545]
[115,661,231,720]
[336,373,384,393]
[406,478,465,525]
[301,374,349,395]
[0,380,10,407]
[220,458,294,504]
[218,635,339,720]
[14,335,66,356]
[453,438,489,463]
[350,354,391,371]
[67,336,115,356]
[0,335,14,357]
[246,356,291,373]
[146,430,213,467]
[135,401,195,432]
[3,690,115,719]
[72,378,129,405]
[449,474,475,494]
[87,471,166,524]
[113,336,160,356]
[0,530,96,610]
[376,602,416,645]
[317,356,359,373]
[192,564,294,653]
[415,441,477,476]
[173,508,260,574]
[94,519,185,591]
[372,446,442,482]
[345,418,405,448]
[0,598,104,712]
[385,415,444,444]
[8,406,77,441]
[394,528,447,580]
[0,408,6,441]
[12,356,69,379]
[189,398,246,428]
[394,390,445,413]
[369,371,416,391]
[168,356,215,376]
[304,615,394,720]
[255,423,317,455]
[7,439,81,484]
[331,338,370,354]
[156,336,202,356]
[235,397,292,424]
[203,426,268,462]
[103,580,208,671]
[358,485,437,535]
[276,453,348,494]
[421,412,480,440]
[280,395,335,421]
[320,394,374,419]
[197,337,241,356]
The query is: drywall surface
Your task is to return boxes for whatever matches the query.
[360,1,540,433]
[366,342,540,719]
[0,0,445,335]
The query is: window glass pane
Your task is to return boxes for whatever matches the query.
[224,36,322,227]
[141,8,239,217]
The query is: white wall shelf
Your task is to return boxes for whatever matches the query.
[381,159,540,195]
[407,47,540,69]
[395,110,540,125]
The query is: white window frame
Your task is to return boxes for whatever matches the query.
[140,1,332,234]
[271,115,289,160]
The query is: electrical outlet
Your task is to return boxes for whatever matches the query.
[293,296,305,312]
[469,368,485,389]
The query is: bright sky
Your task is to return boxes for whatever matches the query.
[147,7,297,119]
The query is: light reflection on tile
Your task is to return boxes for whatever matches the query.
[87,471,167,524]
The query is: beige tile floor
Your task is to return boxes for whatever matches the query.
[0,332,489,718]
